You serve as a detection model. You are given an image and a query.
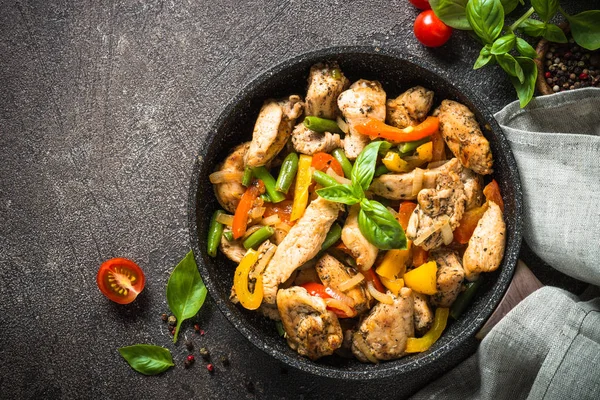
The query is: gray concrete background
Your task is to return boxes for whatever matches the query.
[0,1,593,399]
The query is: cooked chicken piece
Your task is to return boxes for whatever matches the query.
[337,80,386,159]
[406,171,467,251]
[352,287,414,362]
[460,167,484,210]
[413,292,433,335]
[370,158,462,200]
[291,122,342,155]
[262,197,343,304]
[258,305,281,321]
[386,86,434,129]
[316,254,371,314]
[271,227,289,245]
[245,95,304,167]
[341,204,379,270]
[305,62,350,119]
[214,142,250,213]
[438,100,493,175]
[219,229,246,263]
[277,286,343,360]
[463,201,506,281]
[293,266,320,286]
[430,249,465,307]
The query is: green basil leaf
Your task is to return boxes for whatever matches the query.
[515,37,538,58]
[496,53,525,83]
[500,0,519,14]
[166,251,207,343]
[473,45,495,69]
[316,184,361,205]
[543,23,568,43]
[519,19,546,37]
[358,199,407,250]
[531,0,558,22]
[566,11,600,51]
[118,344,174,375]
[466,0,505,44]
[351,141,385,192]
[430,0,472,30]
[490,33,516,55]
[509,56,537,108]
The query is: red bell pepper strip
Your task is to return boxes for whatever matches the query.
[354,116,439,142]
[300,282,356,318]
[232,180,265,239]
[311,152,344,177]
[362,267,386,294]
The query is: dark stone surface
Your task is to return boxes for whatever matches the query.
[0,1,593,399]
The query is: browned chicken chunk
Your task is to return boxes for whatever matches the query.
[341,204,379,270]
[430,249,465,307]
[386,86,434,129]
[262,197,343,305]
[291,122,342,155]
[305,62,350,119]
[316,254,371,314]
[413,292,434,335]
[214,142,250,213]
[245,95,304,168]
[463,201,506,281]
[337,79,386,159]
[460,167,485,210]
[219,229,245,263]
[277,286,343,360]
[351,287,414,362]
[438,100,493,175]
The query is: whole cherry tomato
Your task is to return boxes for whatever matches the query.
[96,257,146,304]
[413,10,452,48]
[409,0,431,10]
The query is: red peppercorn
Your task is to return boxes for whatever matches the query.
[580,73,589,80]
[545,71,552,78]
[187,355,195,362]
[207,363,214,373]
[200,329,205,336]
[194,324,200,332]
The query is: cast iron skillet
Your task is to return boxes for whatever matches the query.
[188,46,523,381]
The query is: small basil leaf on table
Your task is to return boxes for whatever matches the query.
[316,184,361,205]
[495,53,525,84]
[118,344,174,375]
[490,33,515,55]
[509,57,537,108]
[430,0,472,30]
[530,0,559,23]
[358,198,407,250]
[466,0,505,45]
[166,250,207,343]
[542,23,568,44]
[515,37,538,58]
[351,141,386,193]
[566,11,600,51]
[473,45,494,69]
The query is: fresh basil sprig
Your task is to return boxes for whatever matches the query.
[118,344,174,375]
[431,0,600,107]
[316,142,406,250]
[166,250,207,343]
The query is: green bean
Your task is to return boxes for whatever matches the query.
[242,167,253,187]
[223,230,234,242]
[398,137,431,154]
[260,193,272,203]
[207,210,226,257]
[242,226,275,250]
[321,223,342,252]
[303,116,343,134]
[275,153,298,194]
[450,277,484,320]
[332,148,353,178]
[275,321,286,337]
[312,170,339,188]
[374,164,389,177]
[251,166,286,203]
[331,68,342,80]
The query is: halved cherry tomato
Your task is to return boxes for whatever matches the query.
[311,152,344,177]
[97,258,146,304]
[414,10,452,48]
[362,267,386,294]
[409,0,431,10]
[300,282,355,318]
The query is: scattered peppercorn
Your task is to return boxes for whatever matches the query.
[168,315,177,326]
[161,313,168,322]
[185,339,194,351]
[184,360,192,369]
[199,347,210,360]
[187,355,195,363]
[194,324,200,332]
[220,355,230,367]
[200,329,205,336]
[206,363,214,373]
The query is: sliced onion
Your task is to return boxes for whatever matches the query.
[336,116,349,134]
[413,215,450,247]
[276,222,292,233]
[338,272,365,292]
[242,224,263,240]
[427,160,449,169]
[324,298,356,318]
[367,281,394,305]
[324,286,355,308]
[440,219,454,245]
[209,170,244,184]
[216,213,234,226]
[353,332,379,364]
[412,168,424,197]
[249,206,266,220]
[260,214,281,226]
[252,242,277,278]
[326,167,352,185]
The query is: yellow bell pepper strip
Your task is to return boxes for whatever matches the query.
[379,276,404,296]
[376,242,412,280]
[403,260,438,295]
[290,154,313,221]
[405,307,449,353]
[414,141,433,163]
[382,152,411,173]
[233,249,263,310]
[354,116,439,142]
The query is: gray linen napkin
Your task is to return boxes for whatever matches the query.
[412,88,600,400]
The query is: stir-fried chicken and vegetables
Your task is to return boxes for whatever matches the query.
[206,62,506,363]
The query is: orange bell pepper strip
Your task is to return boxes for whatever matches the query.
[453,203,488,244]
[405,307,449,353]
[398,201,417,230]
[311,152,344,177]
[232,180,265,239]
[354,116,439,142]
[483,179,504,213]
[430,131,446,162]
[412,245,429,267]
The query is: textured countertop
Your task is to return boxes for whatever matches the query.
[0,1,593,399]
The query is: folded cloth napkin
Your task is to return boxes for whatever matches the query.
[412,88,600,400]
